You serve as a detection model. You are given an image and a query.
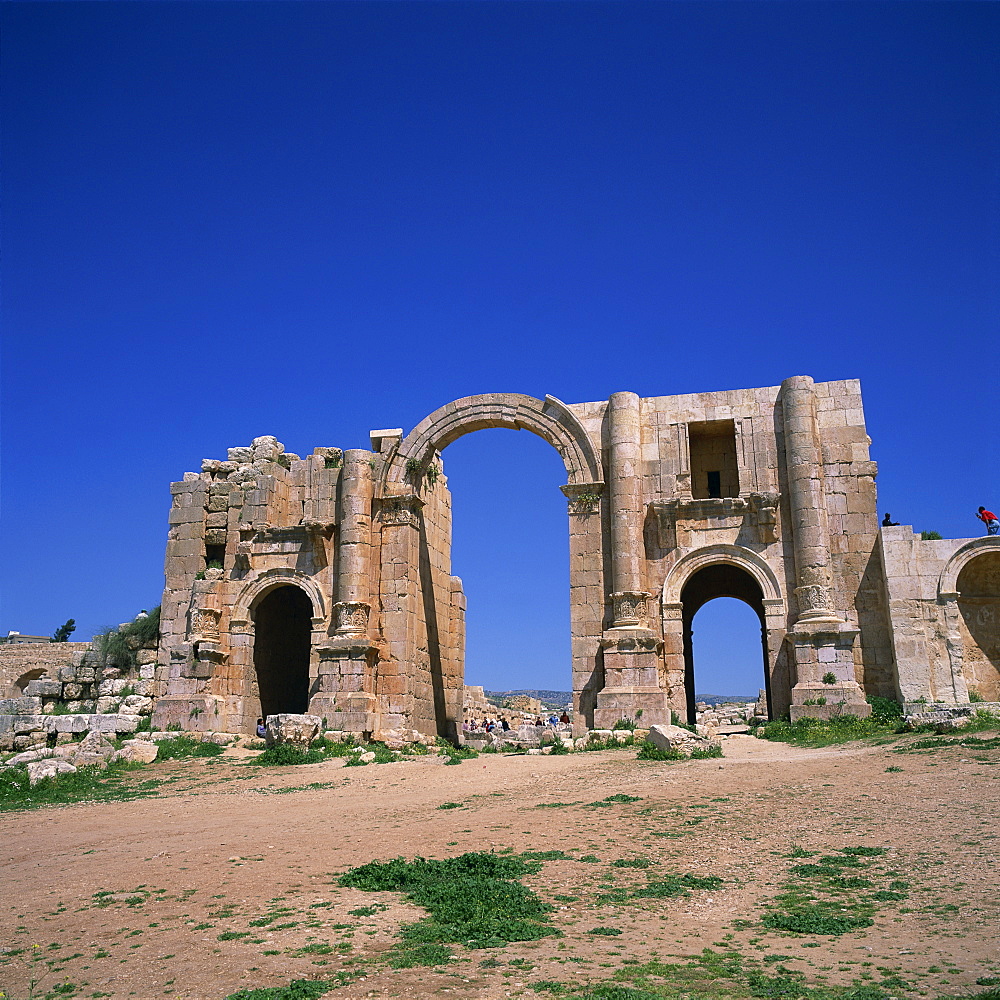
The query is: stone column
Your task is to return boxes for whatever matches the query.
[608,391,645,621]
[780,376,870,720]
[334,449,373,635]
[780,376,840,624]
[594,392,670,728]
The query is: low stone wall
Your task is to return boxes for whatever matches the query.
[0,642,90,697]
[0,712,143,752]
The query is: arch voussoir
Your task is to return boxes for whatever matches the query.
[386,393,602,486]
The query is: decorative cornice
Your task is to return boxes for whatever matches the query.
[560,482,605,515]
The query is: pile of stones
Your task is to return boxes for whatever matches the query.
[694,693,766,736]
[0,730,157,785]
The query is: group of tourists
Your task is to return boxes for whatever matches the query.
[462,710,572,734]
[880,506,998,537]
[463,718,511,734]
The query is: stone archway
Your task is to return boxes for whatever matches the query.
[954,550,1000,701]
[661,546,789,719]
[679,564,770,724]
[251,584,314,719]
[384,393,603,487]
[377,392,605,739]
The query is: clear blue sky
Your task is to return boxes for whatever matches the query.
[3,2,997,696]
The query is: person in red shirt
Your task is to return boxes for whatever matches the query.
[977,506,999,535]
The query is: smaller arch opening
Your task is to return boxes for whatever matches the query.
[956,551,1000,702]
[680,564,770,724]
[10,668,47,698]
[252,585,313,719]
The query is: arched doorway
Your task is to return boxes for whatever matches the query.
[252,585,313,719]
[956,551,1000,702]
[680,564,770,724]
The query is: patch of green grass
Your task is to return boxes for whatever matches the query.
[337,851,557,955]
[247,745,330,766]
[762,845,906,938]
[437,802,463,809]
[631,873,723,899]
[155,736,225,760]
[386,942,453,968]
[636,741,722,761]
[763,905,874,935]
[587,927,623,936]
[347,904,387,917]
[225,980,335,1000]
[612,857,653,869]
[0,761,161,813]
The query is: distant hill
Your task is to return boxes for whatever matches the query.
[485,689,571,711]
[696,693,758,705]
[482,689,757,710]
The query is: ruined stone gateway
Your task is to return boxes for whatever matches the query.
[150,378,1000,737]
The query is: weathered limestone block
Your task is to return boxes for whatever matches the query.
[5,747,56,767]
[113,740,159,764]
[646,724,718,756]
[90,714,139,733]
[63,683,84,700]
[24,679,62,698]
[27,759,77,785]
[50,714,92,733]
[0,697,42,715]
[121,694,154,715]
[96,697,121,714]
[264,714,321,750]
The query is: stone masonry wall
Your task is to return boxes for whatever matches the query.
[1,642,90,697]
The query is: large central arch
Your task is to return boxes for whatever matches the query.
[384,393,603,488]
[377,392,606,739]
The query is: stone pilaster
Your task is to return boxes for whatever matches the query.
[334,449,374,635]
[309,449,378,734]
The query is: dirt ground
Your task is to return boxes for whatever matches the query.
[2,733,998,1000]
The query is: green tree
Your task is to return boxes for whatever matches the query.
[51,619,77,642]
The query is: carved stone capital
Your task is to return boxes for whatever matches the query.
[560,482,605,515]
[611,591,651,627]
[334,601,370,635]
[793,584,843,624]
[378,493,425,527]
[192,607,221,640]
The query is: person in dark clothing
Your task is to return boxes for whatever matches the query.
[882,513,898,527]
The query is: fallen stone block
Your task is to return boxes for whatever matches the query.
[27,759,77,785]
[647,723,718,757]
[265,714,321,750]
[6,747,57,767]
[113,740,159,764]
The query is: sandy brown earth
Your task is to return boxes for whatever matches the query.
[2,734,998,1000]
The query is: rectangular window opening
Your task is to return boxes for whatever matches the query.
[688,420,740,499]
[205,544,226,569]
